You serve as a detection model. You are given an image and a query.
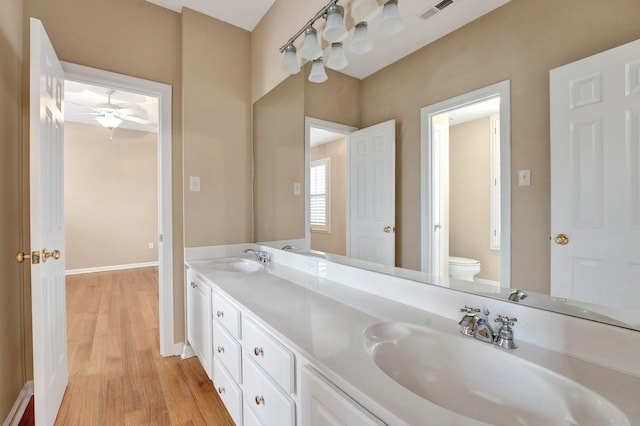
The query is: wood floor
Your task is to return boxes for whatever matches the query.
[56,267,234,426]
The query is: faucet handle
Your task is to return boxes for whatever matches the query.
[460,306,481,313]
[494,315,517,328]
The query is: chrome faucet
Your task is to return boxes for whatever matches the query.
[243,248,271,263]
[508,289,528,302]
[458,306,517,349]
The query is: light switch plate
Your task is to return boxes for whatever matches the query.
[189,176,201,192]
[293,182,301,195]
[518,169,531,186]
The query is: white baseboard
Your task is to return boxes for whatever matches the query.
[3,381,33,426]
[181,344,196,359]
[66,261,159,275]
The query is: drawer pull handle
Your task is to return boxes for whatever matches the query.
[218,386,225,394]
[255,395,264,405]
[254,347,263,357]
[217,346,224,354]
[216,311,224,318]
[190,281,197,288]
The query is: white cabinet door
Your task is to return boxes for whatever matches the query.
[243,355,295,426]
[186,272,213,379]
[301,366,385,426]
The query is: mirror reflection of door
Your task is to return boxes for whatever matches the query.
[431,99,502,286]
[306,118,396,266]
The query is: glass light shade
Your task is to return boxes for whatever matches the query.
[323,5,347,43]
[301,27,322,61]
[350,22,373,55]
[326,42,348,70]
[379,0,404,36]
[96,113,123,129]
[352,0,380,22]
[308,59,328,83]
[282,45,301,74]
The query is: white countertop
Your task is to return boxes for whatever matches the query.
[186,258,640,425]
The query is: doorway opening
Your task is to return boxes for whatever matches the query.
[420,80,511,288]
[62,62,177,356]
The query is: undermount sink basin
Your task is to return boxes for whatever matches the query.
[207,257,264,273]
[363,322,629,426]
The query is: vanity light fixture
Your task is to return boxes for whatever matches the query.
[323,5,348,43]
[281,44,301,74]
[309,58,329,83]
[352,0,380,22]
[379,0,404,36]
[326,42,348,70]
[350,22,373,55]
[279,0,404,83]
[300,27,322,61]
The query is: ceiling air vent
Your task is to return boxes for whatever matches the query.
[419,0,455,20]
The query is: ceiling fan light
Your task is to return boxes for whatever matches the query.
[96,113,123,129]
[326,42,348,70]
[309,58,328,83]
[350,22,373,55]
[301,26,322,61]
[353,0,380,22]
[323,5,347,43]
[379,0,404,36]
[282,45,301,75]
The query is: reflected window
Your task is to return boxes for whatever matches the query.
[310,157,331,232]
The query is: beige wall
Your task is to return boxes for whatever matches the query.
[359,0,640,294]
[64,122,158,270]
[449,118,500,281]
[253,65,360,243]
[310,138,347,255]
[182,8,253,247]
[0,0,26,418]
[253,72,306,242]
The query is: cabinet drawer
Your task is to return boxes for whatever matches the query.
[243,355,295,426]
[214,321,242,383]
[213,358,242,425]
[213,291,241,339]
[243,317,295,394]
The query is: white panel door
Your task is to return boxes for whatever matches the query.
[348,120,395,265]
[550,38,640,310]
[30,18,68,425]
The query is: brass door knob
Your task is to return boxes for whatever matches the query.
[15,251,30,264]
[42,249,61,262]
[554,234,569,245]
[384,226,393,233]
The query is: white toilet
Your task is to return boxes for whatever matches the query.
[448,256,481,282]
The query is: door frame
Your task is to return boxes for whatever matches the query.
[420,80,511,287]
[62,62,177,356]
[304,117,357,253]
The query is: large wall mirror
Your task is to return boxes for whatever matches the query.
[253,0,640,331]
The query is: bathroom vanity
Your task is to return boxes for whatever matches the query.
[184,245,640,425]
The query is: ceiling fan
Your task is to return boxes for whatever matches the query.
[70,89,154,130]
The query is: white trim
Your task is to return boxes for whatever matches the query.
[305,117,357,253]
[3,381,33,426]
[181,344,196,359]
[61,62,176,356]
[473,277,501,288]
[420,80,511,288]
[65,261,159,275]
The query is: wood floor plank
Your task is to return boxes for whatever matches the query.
[57,267,234,426]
